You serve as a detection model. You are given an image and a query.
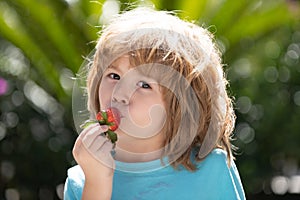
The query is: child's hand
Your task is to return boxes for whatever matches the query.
[73,123,115,179]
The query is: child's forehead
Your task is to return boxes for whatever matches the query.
[108,53,153,70]
[109,55,131,69]
[106,54,168,79]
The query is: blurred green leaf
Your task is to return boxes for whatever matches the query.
[178,0,208,20]
[11,0,82,72]
[0,2,65,99]
[225,2,293,45]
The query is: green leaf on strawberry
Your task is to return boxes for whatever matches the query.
[106,130,118,143]
[80,119,98,129]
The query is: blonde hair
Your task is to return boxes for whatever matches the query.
[87,7,235,171]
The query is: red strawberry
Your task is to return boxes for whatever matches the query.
[107,115,114,123]
[96,112,105,124]
[94,108,121,143]
[109,123,118,131]
[106,108,120,129]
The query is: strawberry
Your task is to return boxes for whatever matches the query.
[107,108,120,123]
[81,108,121,144]
[109,123,118,131]
[106,108,120,130]
[102,108,120,143]
[96,111,106,124]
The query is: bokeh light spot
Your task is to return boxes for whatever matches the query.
[0,122,7,141]
[233,58,252,79]
[99,0,120,25]
[271,176,289,195]
[264,66,278,83]
[265,40,280,59]
[293,91,300,106]
[236,96,252,114]
[11,90,25,106]
[1,161,15,180]
[5,188,20,200]
[59,68,74,93]
[248,104,264,121]
[235,122,255,144]
[4,112,19,128]
[278,66,290,83]
[48,137,62,152]
[0,77,8,95]
[289,175,300,194]
[56,184,64,200]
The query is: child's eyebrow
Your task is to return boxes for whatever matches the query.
[108,64,116,69]
[107,65,121,72]
[138,72,159,84]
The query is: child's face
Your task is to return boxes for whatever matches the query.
[99,55,166,151]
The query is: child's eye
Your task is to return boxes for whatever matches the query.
[137,81,151,89]
[108,73,120,80]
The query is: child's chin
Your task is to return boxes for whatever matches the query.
[114,129,128,137]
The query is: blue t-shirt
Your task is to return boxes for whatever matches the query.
[64,149,246,200]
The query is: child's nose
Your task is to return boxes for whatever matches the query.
[111,83,130,105]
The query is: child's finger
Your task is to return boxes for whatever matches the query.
[81,127,101,148]
[83,135,114,169]
[94,140,115,168]
[88,134,108,153]
[80,124,108,147]
[95,138,114,155]
[77,123,98,139]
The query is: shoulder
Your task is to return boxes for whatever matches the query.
[200,148,229,168]
[206,148,228,160]
[199,148,238,182]
[194,148,230,178]
[195,149,246,199]
[64,165,85,200]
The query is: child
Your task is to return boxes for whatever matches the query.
[64,7,246,200]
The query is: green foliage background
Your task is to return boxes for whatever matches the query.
[0,0,299,199]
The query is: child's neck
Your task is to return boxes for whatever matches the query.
[114,131,165,163]
[114,147,163,163]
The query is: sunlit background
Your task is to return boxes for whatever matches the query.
[0,0,300,199]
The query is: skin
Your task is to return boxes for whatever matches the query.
[72,55,167,199]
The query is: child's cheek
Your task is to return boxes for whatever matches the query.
[98,82,113,107]
[120,102,166,138]
[128,93,152,126]
[129,105,151,126]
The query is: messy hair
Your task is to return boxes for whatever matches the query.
[87,7,236,171]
